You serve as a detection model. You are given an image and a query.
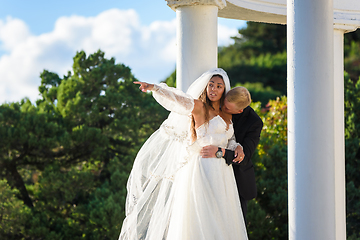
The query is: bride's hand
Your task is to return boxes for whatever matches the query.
[134,81,154,92]
[233,145,245,163]
[200,145,217,158]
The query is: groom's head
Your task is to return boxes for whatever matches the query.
[222,87,251,114]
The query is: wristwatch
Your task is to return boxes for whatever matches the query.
[216,147,223,158]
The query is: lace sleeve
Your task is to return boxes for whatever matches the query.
[227,134,243,151]
[152,83,195,116]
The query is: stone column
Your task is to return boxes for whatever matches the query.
[287,0,336,239]
[167,0,226,92]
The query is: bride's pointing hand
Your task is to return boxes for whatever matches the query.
[134,81,154,92]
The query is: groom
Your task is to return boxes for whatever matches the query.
[200,87,263,222]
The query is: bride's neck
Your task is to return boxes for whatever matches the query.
[211,101,221,113]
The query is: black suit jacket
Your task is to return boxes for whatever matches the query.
[224,106,263,200]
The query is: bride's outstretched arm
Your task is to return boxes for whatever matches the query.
[134,81,202,116]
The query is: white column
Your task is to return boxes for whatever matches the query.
[333,27,347,240]
[176,5,218,91]
[287,0,336,239]
[167,1,221,92]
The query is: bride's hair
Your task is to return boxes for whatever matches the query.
[190,74,226,141]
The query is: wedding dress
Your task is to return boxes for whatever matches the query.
[119,68,248,240]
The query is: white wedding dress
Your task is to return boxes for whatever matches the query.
[166,115,248,240]
[119,68,248,240]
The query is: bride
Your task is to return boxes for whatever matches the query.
[119,68,249,240]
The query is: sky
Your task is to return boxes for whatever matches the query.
[0,0,246,104]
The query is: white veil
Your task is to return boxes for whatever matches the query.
[186,68,230,98]
[119,68,231,240]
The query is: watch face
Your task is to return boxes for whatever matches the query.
[216,151,222,158]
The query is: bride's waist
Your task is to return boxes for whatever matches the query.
[197,137,228,147]
[187,139,227,154]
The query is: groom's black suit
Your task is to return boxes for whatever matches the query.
[224,106,263,220]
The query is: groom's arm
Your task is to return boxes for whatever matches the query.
[235,119,263,167]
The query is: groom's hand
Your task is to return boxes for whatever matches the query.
[200,145,218,158]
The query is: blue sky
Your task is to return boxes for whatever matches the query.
[0,0,246,103]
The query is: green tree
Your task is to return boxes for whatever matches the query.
[0,100,66,209]
[245,74,360,240]
[344,73,360,239]
[165,22,288,101]
[218,22,287,95]
[234,75,282,106]
[164,69,176,88]
[0,180,30,239]
[233,22,286,57]
[344,29,360,83]
[246,97,288,240]
[0,50,168,239]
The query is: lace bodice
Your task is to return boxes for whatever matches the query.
[195,115,234,149]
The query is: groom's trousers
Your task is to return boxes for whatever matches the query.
[240,195,248,225]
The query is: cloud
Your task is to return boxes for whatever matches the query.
[0,9,238,104]
[218,24,239,46]
[0,16,31,50]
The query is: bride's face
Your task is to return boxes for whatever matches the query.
[206,76,225,102]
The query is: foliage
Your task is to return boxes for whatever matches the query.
[235,81,281,107]
[0,50,168,239]
[220,51,287,95]
[344,28,360,84]
[245,74,360,240]
[165,22,288,100]
[344,38,360,83]
[0,180,30,239]
[164,69,176,88]
[246,97,288,240]
[344,73,360,239]
[1,21,360,240]
[236,22,287,56]
[218,22,287,95]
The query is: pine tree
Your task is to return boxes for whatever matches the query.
[0,50,168,239]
